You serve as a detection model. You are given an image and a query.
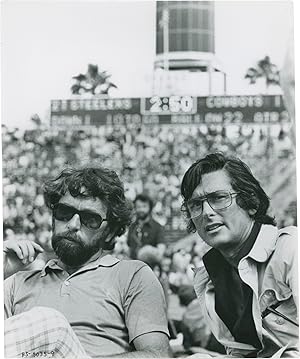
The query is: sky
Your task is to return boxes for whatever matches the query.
[1,0,295,128]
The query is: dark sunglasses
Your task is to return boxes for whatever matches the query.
[53,203,107,230]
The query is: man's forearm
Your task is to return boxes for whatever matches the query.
[103,349,172,358]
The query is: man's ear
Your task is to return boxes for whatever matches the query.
[248,208,257,216]
[104,231,116,243]
[104,234,116,251]
[102,225,117,250]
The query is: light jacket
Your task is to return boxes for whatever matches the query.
[193,225,298,357]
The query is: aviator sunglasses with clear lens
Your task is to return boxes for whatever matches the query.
[187,190,239,219]
[53,203,107,230]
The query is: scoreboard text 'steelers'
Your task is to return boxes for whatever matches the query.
[50,95,289,127]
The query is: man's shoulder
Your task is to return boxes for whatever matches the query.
[275,225,297,260]
[261,226,298,273]
[278,225,297,239]
[5,269,42,287]
[116,259,148,274]
[255,224,297,261]
[113,259,157,290]
[15,269,42,279]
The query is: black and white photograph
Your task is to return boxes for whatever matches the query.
[1,0,297,357]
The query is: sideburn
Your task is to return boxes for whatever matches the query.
[101,224,117,250]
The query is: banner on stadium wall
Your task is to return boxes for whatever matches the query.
[50,95,289,127]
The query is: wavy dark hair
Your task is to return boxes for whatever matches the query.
[43,166,133,249]
[181,152,276,233]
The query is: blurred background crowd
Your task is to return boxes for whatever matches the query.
[2,121,296,355]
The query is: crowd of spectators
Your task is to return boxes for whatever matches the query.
[2,121,296,354]
[3,122,295,239]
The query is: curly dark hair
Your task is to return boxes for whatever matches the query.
[43,166,133,249]
[134,193,154,212]
[181,152,276,233]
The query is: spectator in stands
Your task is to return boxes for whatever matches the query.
[4,165,170,358]
[2,124,295,249]
[127,194,165,259]
[161,256,172,276]
[181,152,298,357]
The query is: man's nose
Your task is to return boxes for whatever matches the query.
[202,200,216,217]
[67,213,81,230]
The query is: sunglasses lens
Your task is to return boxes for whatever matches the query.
[81,212,102,229]
[54,204,75,222]
[53,204,103,230]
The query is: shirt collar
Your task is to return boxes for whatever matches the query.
[231,221,261,266]
[192,224,278,274]
[244,224,278,263]
[40,258,61,276]
[193,225,279,293]
[40,253,120,277]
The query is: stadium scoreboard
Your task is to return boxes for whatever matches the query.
[141,96,197,115]
[51,95,289,127]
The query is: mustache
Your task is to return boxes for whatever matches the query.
[53,231,83,244]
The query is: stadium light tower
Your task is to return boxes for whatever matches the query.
[153,1,226,96]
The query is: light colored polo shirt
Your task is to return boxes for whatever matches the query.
[4,254,169,357]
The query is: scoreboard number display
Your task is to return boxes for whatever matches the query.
[50,95,289,127]
[141,96,197,115]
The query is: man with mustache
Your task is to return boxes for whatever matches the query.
[127,194,165,259]
[181,153,298,357]
[4,166,170,358]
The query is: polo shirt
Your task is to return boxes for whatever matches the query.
[4,254,169,357]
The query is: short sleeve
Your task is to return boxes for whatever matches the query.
[4,274,16,319]
[123,265,169,343]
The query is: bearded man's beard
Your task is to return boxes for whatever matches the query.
[51,231,101,267]
[136,212,149,221]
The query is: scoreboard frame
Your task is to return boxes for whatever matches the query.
[50,95,289,127]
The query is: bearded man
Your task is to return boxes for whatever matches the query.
[127,194,165,259]
[4,166,170,358]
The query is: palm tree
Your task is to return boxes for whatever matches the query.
[245,56,280,91]
[71,64,117,95]
[30,113,41,126]
[245,57,281,163]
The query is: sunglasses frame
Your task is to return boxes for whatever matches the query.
[52,203,107,230]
